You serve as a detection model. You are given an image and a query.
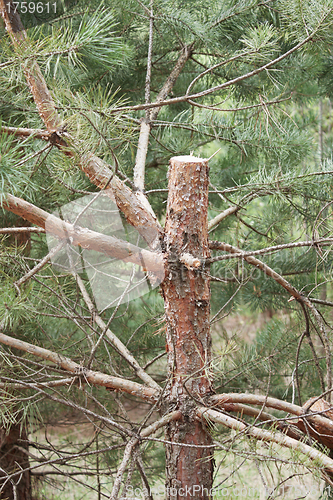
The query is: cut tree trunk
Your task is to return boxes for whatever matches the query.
[0,422,31,500]
[162,156,214,500]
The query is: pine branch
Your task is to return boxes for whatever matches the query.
[74,273,161,391]
[207,240,332,395]
[211,393,333,449]
[0,332,159,402]
[208,238,333,262]
[197,407,333,474]
[0,1,61,131]
[14,241,64,290]
[2,194,164,275]
[208,206,239,230]
[1,125,49,139]
[0,377,74,389]
[110,22,331,114]
[133,42,193,215]
[0,227,45,234]
[0,0,162,249]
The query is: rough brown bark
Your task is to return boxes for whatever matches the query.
[0,422,31,500]
[162,156,214,500]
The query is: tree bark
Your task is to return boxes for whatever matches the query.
[0,421,31,500]
[162,156,214,500]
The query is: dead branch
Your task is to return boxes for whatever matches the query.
[208,238,333,262]
[0,227,45,234]
[0,332,159,402]
[197,407,333,474]
[1,125,49,139]
[110,410,181,500]
[2,194,164,276]
[14,241,64,289]
[208,240,332,394]
[0,1,162,250]
[211,393,333,450]
[74,274,161,391]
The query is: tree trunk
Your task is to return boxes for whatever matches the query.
[0,422,31,500]
[162,156,214,500]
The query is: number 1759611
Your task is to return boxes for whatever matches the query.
[6,2,57,14]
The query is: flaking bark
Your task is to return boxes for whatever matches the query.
[162,156,214,500]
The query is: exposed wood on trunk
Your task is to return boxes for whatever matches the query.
[162,156,213,499]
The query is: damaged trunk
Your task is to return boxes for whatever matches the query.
[162,156,214,499]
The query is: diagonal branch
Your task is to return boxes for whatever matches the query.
[1,125,50,140]
[208,238,333,262]
[133,41,194,214]
[110,410,181,500]
[74,274,161,391]
[197,407,333,474]
[111,21,331,115]
[0,332,159,402]
[208,240,332,394]
[208,206,239,231]
[0,0,61,131]
[14,240,64,290]
[2,194,165,276]
[211,393,333,449]
[0,0,162,250]
[0,377,74,389]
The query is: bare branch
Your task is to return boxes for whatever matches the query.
[1,125,49,139]
[74,274,161,391]
[0,332,159,402]
[0,227,45,234]
[197,407,333,474]
[2,194,165,276]
[207,240,332,394]
[133,40,193,215]
[14,240,64,289]
[110,410,181,500]
[211,393,333,446]
[208,206,239,231]
[0,1,162,249]
[208,238,333,262]
[0,377,74,389]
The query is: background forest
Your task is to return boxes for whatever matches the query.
[1,0,333,499]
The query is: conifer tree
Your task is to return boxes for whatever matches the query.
[1,0,333,499]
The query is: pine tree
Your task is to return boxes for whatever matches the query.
[1,0,333,499]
